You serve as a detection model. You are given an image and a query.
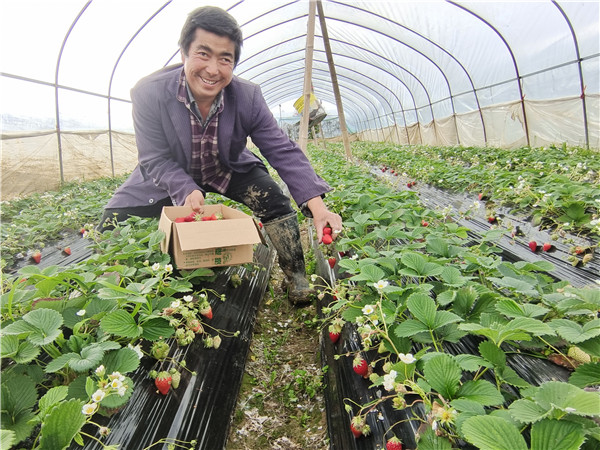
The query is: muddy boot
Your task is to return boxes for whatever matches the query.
[263,212,316,306]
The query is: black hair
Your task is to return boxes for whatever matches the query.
[178,6,243,67]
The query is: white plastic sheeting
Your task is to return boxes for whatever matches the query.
[1,0,599,198]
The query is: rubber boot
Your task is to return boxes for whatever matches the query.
[263,212,315,305]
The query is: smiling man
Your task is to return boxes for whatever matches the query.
[100,6,342,305]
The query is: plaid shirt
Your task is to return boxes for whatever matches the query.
[176,70,232,194]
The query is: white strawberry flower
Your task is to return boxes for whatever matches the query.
[183,295,194,303]
[165,264,173,273]
[76,309,86,316]
[374,280,389,291]
[171,300,181,308]
[110,379,123,390]
[362,305,375,315]
[152,263,161,271]
[92,389,106,403]
[109,371,125,381]
[117,386,127,397]
[398,353,416,364]
[95,365,106,376]
[128,343,143,359]
[82,403,98,415]
[383,370,397,391]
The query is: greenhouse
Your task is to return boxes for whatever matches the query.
[1,1,599,449]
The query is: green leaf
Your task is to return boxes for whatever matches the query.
[462,415,528,450]
[407,293,437,328]
[433,310,464,329]
[394,319,430,337]
[509,398,551,424]
[499,366,531,388]
[458,380,505,406]
[509,317,555,336]
[440,266,470,287]
[551,319,600,343]
[450,399,486,414]
[455,354,487,372]
[23,308,63,345]
[536,381,600,416]
[141,317,175,341]
[38,386,69,417]
[45,353,77,373]
[1,372,38,413]
[488,276,540,297]
[38,399,86,450]
[100,310,141,338]
[416,427,453,450]
[569,362,600,388]
[423,353,461,400]
[13,341,41,364]
[496,298,549,318]
[479,340,506,367]
[531,419,585,450]
[99,376,133,409]
[102,347,141,375]
[69,344,105,372]
[0,429,16,450]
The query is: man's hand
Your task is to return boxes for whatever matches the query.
[306,196,343,243]
[184,190,205,213]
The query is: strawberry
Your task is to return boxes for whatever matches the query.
[350,416,370,438]
[421,220,429,227]
[169,368,181,389]
[407,182,412,188]
[353,355,369,377]
[487,216,496,224]
[155,371,172,395]
[542,242,552,252]
[188,318,203,333]
[528,241,538,252]
[258,222,263,229]
[328,257,336,269]
[184,213,196,222]
[323,227,332,235]
[200,302,213,320]
[386,436,403,450]
[151,340,170,360]
[478,193,484,200]
[175,217,186,223]
[573,246,585,255]
[329,330,340,344]
[63,247,71,256]
[80,227,87,235]
[31,251,41,264]
[322,234,333,245]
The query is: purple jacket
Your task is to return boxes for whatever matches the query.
[106,64,331,209]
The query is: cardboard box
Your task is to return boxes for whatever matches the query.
[159,205,264,269]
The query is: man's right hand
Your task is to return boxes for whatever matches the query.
[184,189,205,213]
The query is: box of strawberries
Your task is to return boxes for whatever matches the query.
[158,204,264,269]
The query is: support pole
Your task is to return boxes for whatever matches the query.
[298,0,316,154]
[316,0,352,161]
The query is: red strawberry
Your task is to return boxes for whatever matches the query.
[155,371,172,395]
[386,436,403,450]
[350,416,370,438]
[407,183,412,188]
[80,227,86,235]
[488,216,496,223]
[184,213,196,222]
[328,257,336,269]
[63,247,71,256]
[31,251,41,264]
[353,355,369,377]
[528,241,538,252]
[258,222,263,228]
[542,242,552,252]
[478,193,484,200]
[329,330,340,344]
[200,302,213,320]
[421,220,429,227]
[323,227,332,235]
[574,246,584,255]
[322,234,333,245]
[175,217,186,223]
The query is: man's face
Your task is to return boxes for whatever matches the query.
[182,28,235,106]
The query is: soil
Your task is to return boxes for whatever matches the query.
[226,224,329,449]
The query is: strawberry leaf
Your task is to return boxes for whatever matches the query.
[422,353,461,400]
[462,415,528,450]
[530,419,585,450]
[38,399,86,450]
[100,310,141,338]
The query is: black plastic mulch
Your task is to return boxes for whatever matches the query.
[29,239,275,450]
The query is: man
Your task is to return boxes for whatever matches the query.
[100,6,343,304]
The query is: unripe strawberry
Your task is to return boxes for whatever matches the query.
[151,341,170,360]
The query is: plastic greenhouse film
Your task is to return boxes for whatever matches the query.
[73,244,275,450]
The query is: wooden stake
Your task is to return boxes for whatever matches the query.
[298,0,316,154]
[316,0,352,161]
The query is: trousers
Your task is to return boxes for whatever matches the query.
[99,165,295,228]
